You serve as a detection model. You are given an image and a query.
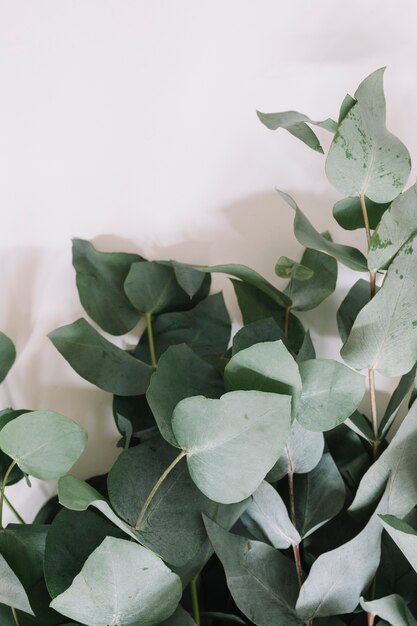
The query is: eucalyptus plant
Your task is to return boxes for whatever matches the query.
[1,67,417,626]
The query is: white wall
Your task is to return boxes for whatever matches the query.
[0,0,415,523]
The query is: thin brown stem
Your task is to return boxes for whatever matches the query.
[367,611,375,626]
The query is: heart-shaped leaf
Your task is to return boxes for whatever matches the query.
[50,537,182,626]
[171,391,292,503]
[0,411,87,480]
[326,68,411,203]
[49,318,153,396]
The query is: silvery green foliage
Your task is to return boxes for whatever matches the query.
[2,67,417,626]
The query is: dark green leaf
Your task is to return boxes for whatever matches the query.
[333,196,390,231]
[146,344,224,447]
[336,279,370,343]
[296,331,316,363]
[379,515,417,573]
[231,318,286,356]
[278,190,368,271]
[72,239,144,335]
[285,245,337,311]
[170,260,207,298]
[49,318,153,396]
[326,68,411,203]
[378,364,417,440]
[0,333,15,384]
[204,516,303,626]
[257,109,336,153]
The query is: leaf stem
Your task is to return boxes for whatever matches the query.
[284,306,290,337]
[0,460,17,529]
[190,575,201,626]
[11,607,20,626]
[359,191,371,248]
[135,450,186,530]
[145,312,157,370]
[4,495,25,524]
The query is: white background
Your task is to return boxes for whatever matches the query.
[0,0,416,523]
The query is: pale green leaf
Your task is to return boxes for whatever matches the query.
[0,411,87,480]
[0,554,33,615]
[49,318,153,396]
[172,391,292,503]
[296,330,316,363]
[379,515,417,573]
[296,359,366,431]
[159,606,197,625]
[277,190,368,271]
[341,234,417,376]
[204,516,303,626]
[275,256,314,281]
[326,68,411,203]
[368,183,417,271]
[241,481,300,548]
[257,109,336,153]
[378,364,417,440]
[360,593,417,626]
[50,537,182,626]
[72,239,143,335]
[267,419,324,482]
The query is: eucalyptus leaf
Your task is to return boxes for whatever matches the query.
[231,318,286,355]
[345,410,374,442]
[136,293,231,363]
[360,593,417,626]
[49,318,153,395]
[294,452,345,539]
[0,411,87,480]
[146,344,224,447]
[350,402,417,517]
[368,183,417,271]
[326,68,411,202]
[378,364,417,440]
[284,245,338,312]
[171,390,292,503]
[333,196,390,231]
[379,515,417,573]
[159,606,197,625]
[296,511,384,619]
[124,261,209,315]
[338,93,356,124]
[0,410,26,486]
[72,239,144,335]
[336,279,370,343]
[277,190,368,271]
[296,330,316,363]
[0,553,34,615]
[170,260,207,298]
[224,340,302,417]
[204,516,303,626]
[341,234,417,377]
[275,256,314,281]
[296,359,366,431]
[267,419,324,482]
[240,481,300,548]
[0,333,16,384]
[256,109,336,153]
[50,537,182,626]
[113,394,156,448]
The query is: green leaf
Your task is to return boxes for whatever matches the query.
[296,331,316,363]
[277,190,368,271]
[159,606,197,625]
[170,260,207,298]
[107,437,247,566]
[57,475,139,541]
[0,553,33,615]
[113,394,155,448]
[136,294,231,363]
[241,481,300,548]
[368,183,417,271]
[296,359,366,431]
[346,410,374,442]
[333,196,390,231]
[224,340,302,417]
[267,419,324,482]
[200,613,246,625]
[275,256,314,281]
[379,515,417,573]
[378,364,417,440]
[50,537,182,626]
[296,512,384,619]
[284,245,338,312]
[256,109,336,153]
[336,279,370,343]
[44,508,126,598]
[204,516,303,626]
[341,234,417,376]
[197,263,291,307]
[0,410,26,486]
[49,318,153,396]
[146,344,224,447]
[294,452,345,538]
[350,402,417,517]
[231,318,286,355]
[72,239,144,335]
[171,390,292,504]
[231,280,305,352]
[0,333,16,384]
[124,261,209,315]
[326,68,411,203]
[360,594,417,626]
[338,94,356,124]
[0,411,87,480]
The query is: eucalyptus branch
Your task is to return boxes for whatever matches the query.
[0,460,17,529]
[145,312,157,370]
[4,495,25,524]
[135,450,186,531]
[11,607,20,626]
[190,575,201,626]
